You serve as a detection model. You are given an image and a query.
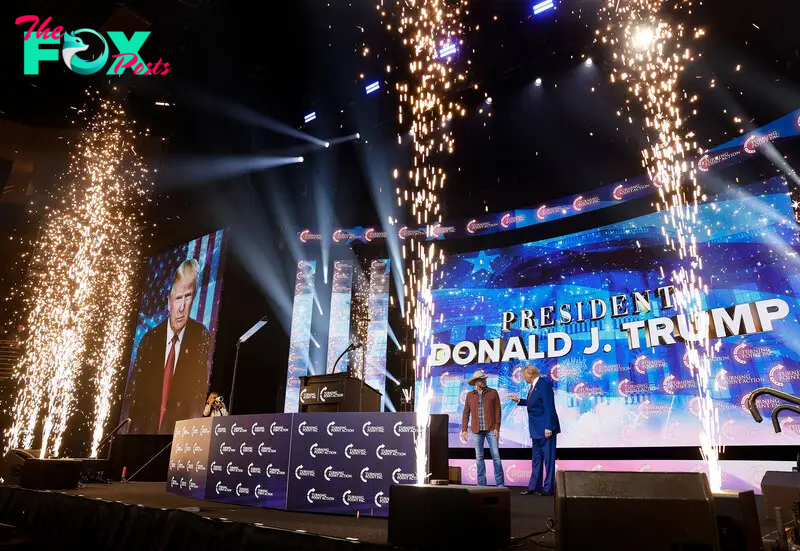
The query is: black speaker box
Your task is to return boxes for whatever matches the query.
[761,470,800,520]
[0,450,37,485]
[388,484,510,550]
[555,470,720,551]
[713,490,762,551]
[20,459,81,490]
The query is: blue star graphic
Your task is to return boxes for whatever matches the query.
[464,250,499,274]
[347,226,366,244]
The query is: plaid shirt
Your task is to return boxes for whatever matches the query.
[477,387,486,431]
[462,387,500,434]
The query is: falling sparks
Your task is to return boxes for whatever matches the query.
[350,264,370,381]
[5,90,151,458]
[383,0,469,484]
[598,1,722,490]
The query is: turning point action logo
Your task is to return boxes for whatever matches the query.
[16,16,172,75]
[572,195,600,212]
[612,182,650,200]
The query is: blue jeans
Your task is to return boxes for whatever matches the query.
[472,430,504,486]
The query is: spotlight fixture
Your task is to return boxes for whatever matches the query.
[365,81,381,95]
[532,0,555,15]
[534,77,542,87]
[355,133,361,139]
[584,57,593,67]
[299,157,305,163]
[438,43,457,58]
[324,142,330,148]
[304,112,317,124]
[486,97,493,105]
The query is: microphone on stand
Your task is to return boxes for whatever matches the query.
[329,338,363,374]
[230,315,269,413]
[96,417,131,457]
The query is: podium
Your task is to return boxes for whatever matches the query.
[298,373,382,413]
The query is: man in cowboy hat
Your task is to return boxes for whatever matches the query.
[461,369,504,487]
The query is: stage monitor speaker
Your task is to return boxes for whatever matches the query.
[555,470,720,551]
[761,470,800,520]
[388,484,510,550]
[0,449,39,485]
[713,490,761,551]
[20,458,81,490]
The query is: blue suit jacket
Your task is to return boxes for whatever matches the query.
[518,377,561,439]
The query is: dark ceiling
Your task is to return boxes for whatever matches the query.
[2,0,800,232]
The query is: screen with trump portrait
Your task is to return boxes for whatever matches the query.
[120,229,228,434]
[419,177,800,449]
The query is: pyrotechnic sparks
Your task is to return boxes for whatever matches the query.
[382,0,469,484]
[597,1,722,490]
[350,263,370,381]
[5,90,151,458]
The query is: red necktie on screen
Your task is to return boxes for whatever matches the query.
[159,334,179,432]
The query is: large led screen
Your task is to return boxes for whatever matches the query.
[420,177,800,448]
[121,229,228,434]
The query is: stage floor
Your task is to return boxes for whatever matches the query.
[80,482,556,546]
[0,482,779,550]
[0,482,557,550]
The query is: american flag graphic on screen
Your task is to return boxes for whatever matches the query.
[121,229,228,419]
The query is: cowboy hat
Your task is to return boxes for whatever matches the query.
[468,369,488,385]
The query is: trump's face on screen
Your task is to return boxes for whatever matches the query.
[169,260,199,333]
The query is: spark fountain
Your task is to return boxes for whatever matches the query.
[5,90,151,458]
[384,0,469,484]
[597,1,722,490]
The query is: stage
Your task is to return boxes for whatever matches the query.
[0,482,557,550]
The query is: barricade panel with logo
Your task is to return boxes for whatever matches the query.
[166,413,423,517]
[166,418,213,499]
[287,412,418,516]
[204,414,292,508]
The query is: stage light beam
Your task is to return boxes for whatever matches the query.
[162,155,305,185]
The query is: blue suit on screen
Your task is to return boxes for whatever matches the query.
[517,376,560,494]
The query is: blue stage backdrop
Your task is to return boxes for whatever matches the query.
[418,177,800,449]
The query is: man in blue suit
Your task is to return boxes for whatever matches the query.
[511,365,560,496]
